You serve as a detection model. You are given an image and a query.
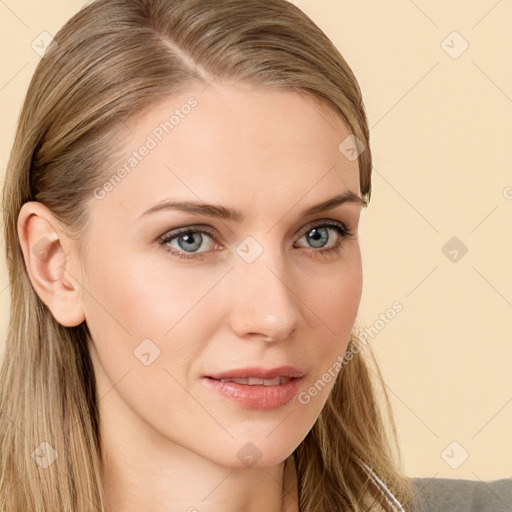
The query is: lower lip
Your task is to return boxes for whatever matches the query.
[203,377,303,410]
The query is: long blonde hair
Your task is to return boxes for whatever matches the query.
[1,1,417,510]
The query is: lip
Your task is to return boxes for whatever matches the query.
[203,376,304,410]
[203,366,305,410]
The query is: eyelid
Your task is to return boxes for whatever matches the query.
[159,224,218,239]
[295,217,348,237]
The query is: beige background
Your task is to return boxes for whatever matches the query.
[1,0,511,480]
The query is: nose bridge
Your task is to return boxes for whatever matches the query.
[229,241,300,341]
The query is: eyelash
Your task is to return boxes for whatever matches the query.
[157,220,355,261]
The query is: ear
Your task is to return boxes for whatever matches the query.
[17,201,85,327]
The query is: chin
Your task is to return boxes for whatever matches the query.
[238,437,300,469]
[198,435,300,470]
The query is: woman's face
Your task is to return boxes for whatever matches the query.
[80,81,364,468]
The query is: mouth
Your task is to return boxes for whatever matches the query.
[206,365,304,381]
[215,376,292,386]
[203,366,305,410]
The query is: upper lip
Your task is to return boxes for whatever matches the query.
[207,366,305,380]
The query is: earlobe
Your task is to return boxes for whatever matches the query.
[17,201,86,327]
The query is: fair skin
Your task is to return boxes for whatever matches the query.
[18,81,364,512]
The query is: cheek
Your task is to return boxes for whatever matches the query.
[292,259,361,416]
[306,251,362,342]
[83,247,213,331]
[297,254,362,411]
[81,251,224,431]
[318,269,361,327]
[81,249,230,377]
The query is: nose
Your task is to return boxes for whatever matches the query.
[229,252,300,343]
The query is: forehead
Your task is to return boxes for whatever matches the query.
[89,81,361,223]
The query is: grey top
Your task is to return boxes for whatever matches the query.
[355,460,511,511]
[411,477,512,512]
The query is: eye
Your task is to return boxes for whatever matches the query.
[294,220,355,258]
[157,220,355,260]
[157,225,219,260]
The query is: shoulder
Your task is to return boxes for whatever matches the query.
[410,476,512,512]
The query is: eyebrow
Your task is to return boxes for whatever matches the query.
[138,190,367,222]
